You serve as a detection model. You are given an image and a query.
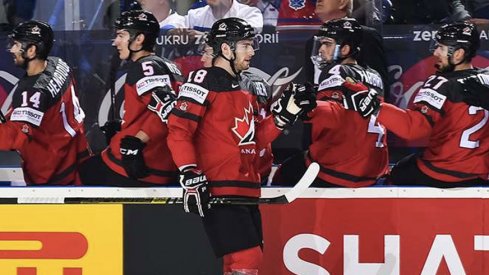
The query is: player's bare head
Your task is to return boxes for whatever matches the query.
[207,18,258,74]
[311,18,362,68]
[315,0,353,22]
[114,10,159,58]
[8,20,53,64]
[431,22,479,72]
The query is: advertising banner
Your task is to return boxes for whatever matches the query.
[260,198,489,275]
[0,205,123,275]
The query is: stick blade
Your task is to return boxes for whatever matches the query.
[283,162,319,203]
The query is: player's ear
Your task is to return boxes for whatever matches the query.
[221,42,232,58]
[135,33,145,45]
[341,44,351,57]
[26,44,37,59]
[453,48,466,63]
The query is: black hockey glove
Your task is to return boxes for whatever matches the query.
[120,136,149,179]
[147,86,177,123]
[293,83,317,120]
[179,167,210,217]
[459,74,489,110]
[342,79,381,118]
[100,120,121,145]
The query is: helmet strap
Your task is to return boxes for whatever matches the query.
[445,46,464,72]
[219,42,241,77]
[127,32,145,60]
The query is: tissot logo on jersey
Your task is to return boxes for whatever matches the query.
[414,88,447,110]
[179,83,209,104]
[319,74,345,91]
[136,75,171,95]
[10,107,44,126]
[232,103,256,146]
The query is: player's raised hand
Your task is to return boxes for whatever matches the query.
[119,136,149,179]
[458,74,489,110]
[179,167,210,217]
[293,82,317,118]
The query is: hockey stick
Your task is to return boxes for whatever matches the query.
[11,162,319,205]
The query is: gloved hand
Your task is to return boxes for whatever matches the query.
[459,74,489,110]
[342,78,381,118]
[147,86,177,123]
[120,136,149,179]
[100,120,121,145]
[179,167,210,217]
[293,83,317,120]
[271,83,314,129]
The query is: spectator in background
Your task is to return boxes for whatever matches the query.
[138,0,185,32]
[6,20,91,184]
[304,0,388,97]
[184,0,263,33]
[390,0,471,24]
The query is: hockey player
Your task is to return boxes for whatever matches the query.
[346,22,489,187]
[167,17,312,274]
[5,20,91,185]
[197,37,274,183]
[79,10,183,186]
[273,18,389,187]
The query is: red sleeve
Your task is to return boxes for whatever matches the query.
[378,103,433,140]
[0,121,30,150]
[167,97,210,170]
[255,115,281,149]
[307,100,344,129]
[139,92,167,139]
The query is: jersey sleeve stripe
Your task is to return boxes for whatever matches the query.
[308,153,377,182]
[419,158,481,179]
[171,109,201,122]
[106,148,178,177]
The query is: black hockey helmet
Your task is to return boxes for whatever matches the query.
[9,20,53,59]
[207,17,257,55]
[434,22,480,61]
[114,10,159,51]
[318,18,363,54]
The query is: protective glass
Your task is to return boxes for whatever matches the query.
[311,36,336,67]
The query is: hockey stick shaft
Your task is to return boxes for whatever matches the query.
[10,163,320,205]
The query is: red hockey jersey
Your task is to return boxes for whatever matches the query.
[306,63,388,187]
[167,67,281,197]
[0,57,90,185]
[379,68,489,182]
[101,55,183,184]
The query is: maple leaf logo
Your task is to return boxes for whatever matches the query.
[232,103,256,146]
